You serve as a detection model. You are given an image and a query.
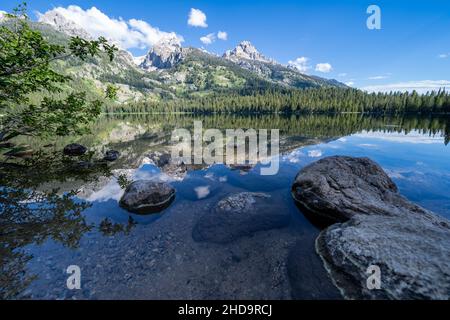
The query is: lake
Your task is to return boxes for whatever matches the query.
[1,113,450,299]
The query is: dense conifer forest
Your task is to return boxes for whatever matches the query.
[105,87,450,114]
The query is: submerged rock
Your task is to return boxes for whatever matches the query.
[119,180,175,214]
[193,192,291,244]
[63,143,87,157]
[103,150,120,162]
[292,156,450,300]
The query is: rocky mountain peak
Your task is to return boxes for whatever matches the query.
[38,10,92,39]
[223,41,273,63]
[140,35,185,70]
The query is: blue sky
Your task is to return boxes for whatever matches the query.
[2,0,450,91]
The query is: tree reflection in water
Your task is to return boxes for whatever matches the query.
[0,151,124,299]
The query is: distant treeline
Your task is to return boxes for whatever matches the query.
[105,87,450,114]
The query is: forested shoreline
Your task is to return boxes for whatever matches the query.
[105,87,450,115]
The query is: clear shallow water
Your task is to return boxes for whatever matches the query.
[1,114,450,299]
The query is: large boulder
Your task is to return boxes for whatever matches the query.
[119,180,175,214]
[63,143,87,157]
[292,156,428,223]
[193,192,291,244]
[291,156,450,300]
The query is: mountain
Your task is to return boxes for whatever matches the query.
[13,15,347,107]
[224,41,274,64]
[152,47,278,94]
[38,10,92,39]
[140,36,185,70]
[34,13,173,103]
[223,41,346,89]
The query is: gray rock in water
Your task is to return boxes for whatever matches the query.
[103,150,120,162]
[63,143,87,157]
[147,151,187,181]
[119,180,175,215]
[291,156,450,300]
[317,213,450,300]
[148,151,172,167]
[193,192,291,244]
[292,156,426,223]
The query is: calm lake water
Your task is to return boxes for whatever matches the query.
[1,113,450,299]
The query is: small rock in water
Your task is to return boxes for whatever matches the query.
[103,150,120,162]
[63,143,87,156]
[147,151,188,180]
[119,180,175,214]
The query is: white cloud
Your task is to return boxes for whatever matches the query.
[345,81,355,87]
[284,149,304,163]
[0,10,10,22]
[217,31,228,41]
[439,53,449,59]
[338,73,348,77]
[288,57,311,73]
[128,18,183,47]
[200,33,216,45]
[195,186,211,199]
[308,150,323,158]
[361,80,450,94]
[368,75,389,80]
[315,63,333,73]
[132,55,146,65]
[188,8,207,28]
[38,6,182,50]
